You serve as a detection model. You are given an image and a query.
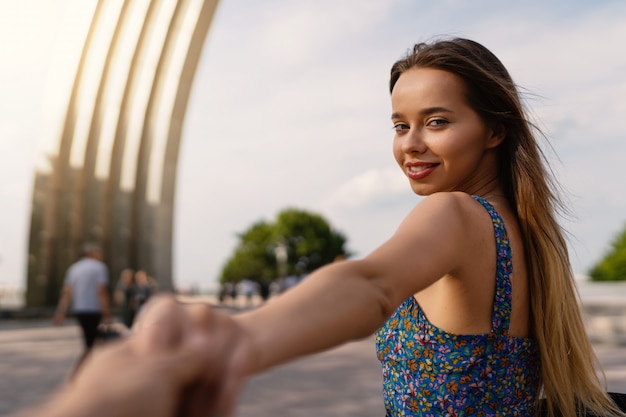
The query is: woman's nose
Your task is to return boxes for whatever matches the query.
[402,129,427,154]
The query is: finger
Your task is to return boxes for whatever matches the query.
[130,295,185,354]
[179,379,220,417]
[184,302,216,336]
[156,333,224,417]
[170,304,239,416]
[159,333,212,383]
[132,294,175,331]
[214,342,249,417]
[194,311,250,417]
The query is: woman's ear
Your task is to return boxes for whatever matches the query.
[486,124,506,149]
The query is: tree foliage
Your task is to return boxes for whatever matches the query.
[588,222,626,281]
[219,208,350,284]
[220,221,276,283]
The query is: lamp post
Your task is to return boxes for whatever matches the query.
[274,241,288,279]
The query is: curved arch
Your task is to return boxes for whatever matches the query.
[26,0,220,307]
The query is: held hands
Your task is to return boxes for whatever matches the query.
[47,295,253,417]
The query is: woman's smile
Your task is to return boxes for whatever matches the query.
[406,162,439,180]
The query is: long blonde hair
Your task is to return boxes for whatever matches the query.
[389,37,624,417]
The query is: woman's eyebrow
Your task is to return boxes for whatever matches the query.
[391,106,454,120]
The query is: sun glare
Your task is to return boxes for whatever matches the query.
[0,1,97,173]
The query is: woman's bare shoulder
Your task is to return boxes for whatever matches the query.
[362,192,495,304]
[398,192,497,264]
[406,191,485,226]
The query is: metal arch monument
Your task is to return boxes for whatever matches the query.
[25,0,220,307]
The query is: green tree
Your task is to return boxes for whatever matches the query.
[220,221,276,283]
[219,208,350,284]
[588,222,626,281]
[274,208,349,274]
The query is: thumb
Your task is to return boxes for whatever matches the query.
[155,334,224,417]
[130,296,185,354]
[156,333,215,387]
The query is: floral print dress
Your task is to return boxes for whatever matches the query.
[376,196,540,416]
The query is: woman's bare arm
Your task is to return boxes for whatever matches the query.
[236,192,478,374]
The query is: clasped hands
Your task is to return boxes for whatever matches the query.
[44,295,253,417]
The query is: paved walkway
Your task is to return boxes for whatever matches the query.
[1,316,625,417]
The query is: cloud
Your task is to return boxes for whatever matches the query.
[320,167,407,209]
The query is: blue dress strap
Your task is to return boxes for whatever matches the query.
[471,195,513,335]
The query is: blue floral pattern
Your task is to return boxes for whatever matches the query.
[375,196,540,416]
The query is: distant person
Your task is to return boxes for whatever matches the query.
[218,281,237,306]
[259,279,271,302]
[114,268,136,328]
[133,270,154,314]
[237,279,257,307]
[54,242,112,362]
[218,282,231,304]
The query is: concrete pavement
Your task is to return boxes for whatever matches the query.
[0,321,81,415]
[1,316,625,417]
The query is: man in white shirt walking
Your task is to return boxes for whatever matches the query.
[54,242,112,362]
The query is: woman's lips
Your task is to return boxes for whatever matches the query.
[406,163,438,180]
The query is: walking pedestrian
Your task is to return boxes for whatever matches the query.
[54,242,112,365]
[114,268,136,328]
[133,269,154,314]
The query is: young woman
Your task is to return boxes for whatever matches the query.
[38,38,621,417]
[217,38,624,417]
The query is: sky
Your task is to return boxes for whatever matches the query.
[1,0,625,293]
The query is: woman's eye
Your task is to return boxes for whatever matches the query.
[427,118,448,127]
[393,123,409,132]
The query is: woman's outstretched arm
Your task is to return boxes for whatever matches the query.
[236,192,478,375]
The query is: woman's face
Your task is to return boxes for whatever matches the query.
[391,67,503,196]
